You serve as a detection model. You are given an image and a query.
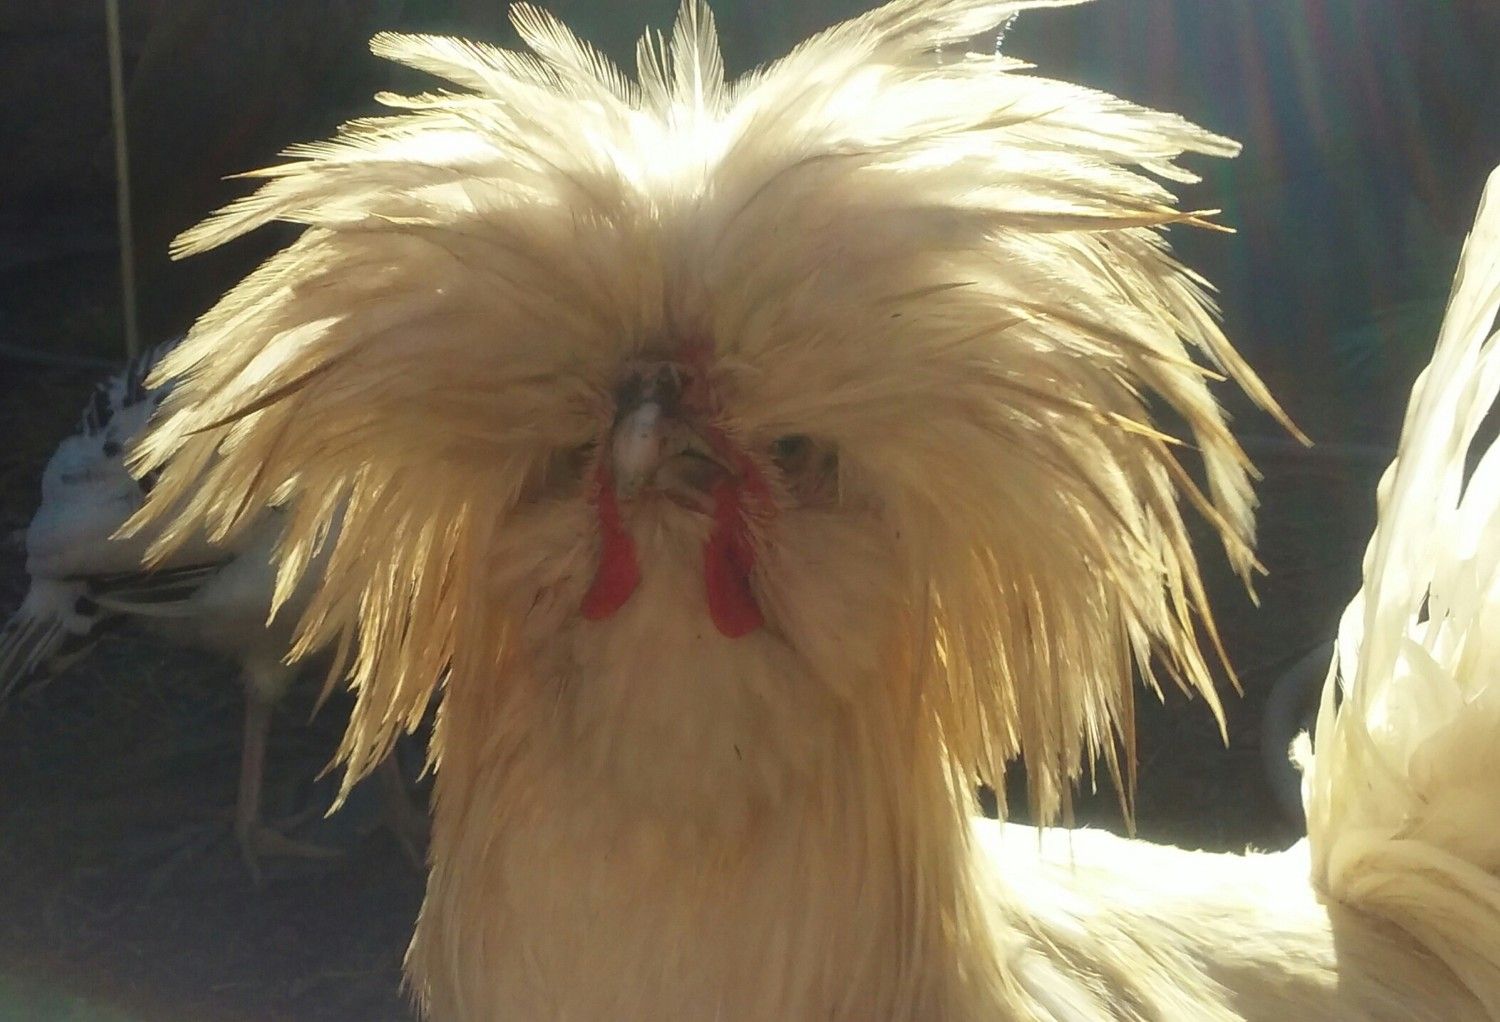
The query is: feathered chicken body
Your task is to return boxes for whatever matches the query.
[131,0,1500,1017]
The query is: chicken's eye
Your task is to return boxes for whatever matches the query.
[770,435,812,465]
[559,439,601,487]
[770,434,838,504]
[522,439,597,503]
[567,439,599,476]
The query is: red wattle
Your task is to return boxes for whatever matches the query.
[704,480,763,638]
[581,464,641,620]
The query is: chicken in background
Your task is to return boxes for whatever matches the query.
[0,341,424,881]
[130,0,1500,1017]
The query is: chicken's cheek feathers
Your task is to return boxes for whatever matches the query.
[703,480,764,639]
[581,470,641,621]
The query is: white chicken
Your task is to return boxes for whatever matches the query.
[129,0,1500,1017]
[0,341,350,879]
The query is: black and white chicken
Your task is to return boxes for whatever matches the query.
[0,342,402,879]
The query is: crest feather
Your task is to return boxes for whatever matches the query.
[135,0,1288,817]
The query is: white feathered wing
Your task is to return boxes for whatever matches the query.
[1304,166,1500,1015]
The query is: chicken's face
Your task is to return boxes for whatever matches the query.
[471,333,913,826]
[580,352,842,634]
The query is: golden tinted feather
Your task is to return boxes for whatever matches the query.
[134,0,1280,822]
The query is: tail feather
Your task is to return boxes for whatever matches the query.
[0,585,89,703]
[1305,166,1500,1012]
[0,614,62,699]
[84,562,227,618]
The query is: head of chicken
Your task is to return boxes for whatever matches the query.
[132,1,1290,1016]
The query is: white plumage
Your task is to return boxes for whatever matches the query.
[127,0,1500,1017]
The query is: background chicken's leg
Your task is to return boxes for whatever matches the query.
[233,664,338,884]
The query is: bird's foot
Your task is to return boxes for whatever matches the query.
[236,817,342,887]
[124,807,343,891]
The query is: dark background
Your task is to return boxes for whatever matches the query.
[1,2,1497,1019]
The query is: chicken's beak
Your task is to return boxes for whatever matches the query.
[611,399,669,498]
[609,365,731,505]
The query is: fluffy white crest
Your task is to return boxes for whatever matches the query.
[132,0,1287,819]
